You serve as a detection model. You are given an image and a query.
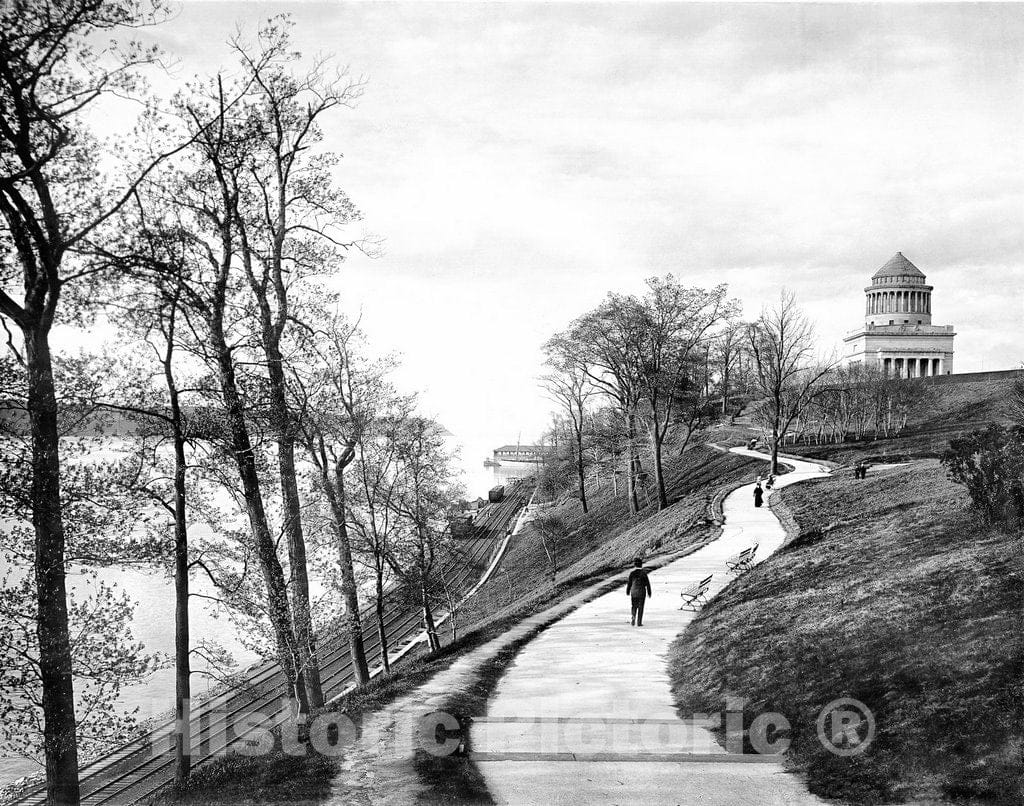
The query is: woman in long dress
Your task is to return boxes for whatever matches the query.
[753,482,764,508]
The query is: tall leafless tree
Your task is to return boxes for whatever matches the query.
[0,3,186,800]
[547,297,646,513]
[540,359,594,512]
[226,21,365,706]
[161,70,312,716]
[747,291,836,474]
[386,417,460,654]
[633,278,736,509]
[714,320,748,415]
[291,311,396,686]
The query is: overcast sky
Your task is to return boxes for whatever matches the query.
[136,1,1023,479]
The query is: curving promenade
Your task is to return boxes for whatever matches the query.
[471,448,831,805]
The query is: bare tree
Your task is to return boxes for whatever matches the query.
[634,278,736,509]
[747,291,836,474]
[531,513,566,582]
[160,71,311,716]
[547,279,735,512]
[226,21,365,707]
[348,401,414,675]
[714,320,748,415]
[540,360,594,512]
[548,297,646,513]
[103,248,197,785]
[0,355,167,787]
[387,417,461,654]
[291,312,396,686]
[0,3,182,800]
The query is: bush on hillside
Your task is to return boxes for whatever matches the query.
[1009,378,1024,427]
[531,512,568,581]
[941,424,1024,528]
[536,457,575,502]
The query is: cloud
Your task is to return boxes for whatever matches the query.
[124,2,1024,485]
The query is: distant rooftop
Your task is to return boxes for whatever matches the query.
[494,444,549,453]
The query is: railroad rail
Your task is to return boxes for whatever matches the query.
[11,485,531,806]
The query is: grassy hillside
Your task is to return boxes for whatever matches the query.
[457,445,759,626]
[781,376,1019,465]
[909,377,1019,429]
[668,462,1023,804]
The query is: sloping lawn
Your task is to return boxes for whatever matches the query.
[458,445,758,625]
[668,462,1023,804]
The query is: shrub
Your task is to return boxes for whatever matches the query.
[536,457,574,502]
[941,424,1024,528]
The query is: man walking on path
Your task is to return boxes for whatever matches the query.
[626,558,652,626]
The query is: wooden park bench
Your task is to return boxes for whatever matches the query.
[680,574,713,611]
[726,543,759,575]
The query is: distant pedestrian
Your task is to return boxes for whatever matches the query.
[765,474,776,490]
[626,558,652,626]
[753,482,764,508]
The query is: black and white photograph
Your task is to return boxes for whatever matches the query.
[1,2,1022,805]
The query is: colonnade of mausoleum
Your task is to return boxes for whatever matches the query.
[880,354,945,377]
[866,287,931,317]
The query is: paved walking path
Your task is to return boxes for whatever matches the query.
[323,574,638,806]
[472,449,831,805]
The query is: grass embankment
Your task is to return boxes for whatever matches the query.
[790,377,1017,465]
[151,753,337,805]
[668,462,1023,804]
[411,445,760,804]
[159,442,759,804]
[458,445,758,626]
[911,377,1017,428]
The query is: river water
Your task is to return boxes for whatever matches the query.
[0,435,530,786]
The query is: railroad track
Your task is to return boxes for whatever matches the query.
[11,486,531,806]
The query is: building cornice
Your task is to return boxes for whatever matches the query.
[864,283,933,293]
[844,324,956,342]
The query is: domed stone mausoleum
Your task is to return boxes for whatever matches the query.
[843,252,955,376]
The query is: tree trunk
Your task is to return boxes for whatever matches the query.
[375,572,390,674]
[263,329,323,708]
[277,434,323,707]
[25,328,81,806]
[722,362,730,415]
[652,433,668,510]
[210,326,308,715]
[575,428,588,513]
[324,465,369,685]
[626,413,640,514]
[770,423,780,475]
[167,358,191,787]
[421,576,441,653]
